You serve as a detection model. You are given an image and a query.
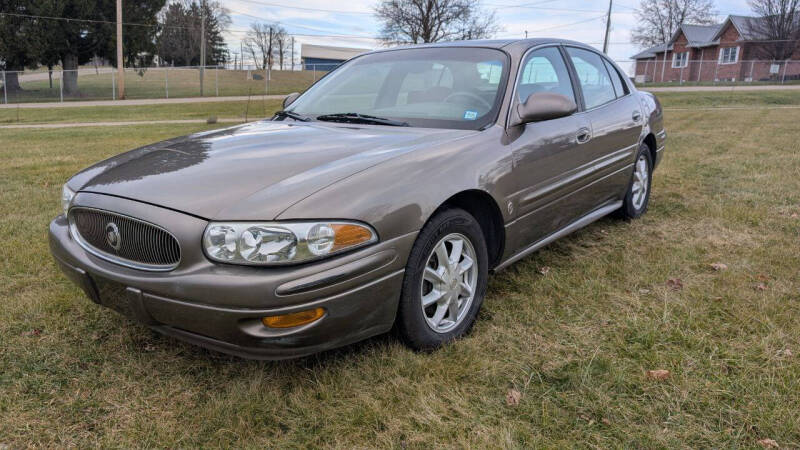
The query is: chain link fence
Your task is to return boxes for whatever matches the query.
[0,64,340,104]
[4,59,800,104]
[614,59,800,86]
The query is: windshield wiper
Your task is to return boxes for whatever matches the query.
[315,113,409,127]
[274,110,311,122]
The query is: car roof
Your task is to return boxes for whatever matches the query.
[370,38,589,51]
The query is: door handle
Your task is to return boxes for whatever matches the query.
[576,128,592,144]
[632,111,643,122]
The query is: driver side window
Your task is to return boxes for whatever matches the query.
[516,47,576,104]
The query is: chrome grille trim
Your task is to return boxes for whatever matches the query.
[68,207,181,272]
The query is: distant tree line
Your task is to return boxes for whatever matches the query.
[0,0,229,95]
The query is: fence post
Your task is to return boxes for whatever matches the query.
[265,67,268,95]
[112,71,116,100]
[215,66,219,96]
[165,67,169,99]
[652,58,657,83]
[60,71,64,102]
[781,60,788,84]
[680,64,684,84]
[713,61,719,85]
[748,60,754,82]
[313,64,317,82]
[2,71,6,105]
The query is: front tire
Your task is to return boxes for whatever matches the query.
[396,207,488,351]
[617,144,653,219]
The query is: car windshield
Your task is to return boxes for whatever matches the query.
[286,47,509,130]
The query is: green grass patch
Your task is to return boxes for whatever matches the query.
[0,99,283,125]
[654,89,800,108]
[0,98,799,446]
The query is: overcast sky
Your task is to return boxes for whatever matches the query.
[222,0,755,73]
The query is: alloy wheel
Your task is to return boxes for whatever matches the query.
[631,154,649,210]
[419,233,478,333]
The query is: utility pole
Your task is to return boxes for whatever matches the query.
[268,27,273,70]
[602,0,613,54]
[200,5,206,95]
[291,36,295,71]
[116,0,125,99]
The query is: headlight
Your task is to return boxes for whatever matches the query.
[61,184,75,216]
[202,221,377,265]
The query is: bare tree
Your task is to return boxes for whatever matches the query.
[274,29,289,70]
[631,0,716,47]
[375,0,499,45]
[245,22,285,69]
[748,0,800,61]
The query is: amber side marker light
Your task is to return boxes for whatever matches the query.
[262,307,325,328]
[331,224,374,251]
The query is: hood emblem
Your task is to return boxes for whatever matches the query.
[105,222,122,251]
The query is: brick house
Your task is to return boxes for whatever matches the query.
[632,15,800,83]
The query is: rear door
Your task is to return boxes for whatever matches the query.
[564,47,644,207]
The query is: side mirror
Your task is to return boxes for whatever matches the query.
[283,92,300,109]
[512,92,577,126]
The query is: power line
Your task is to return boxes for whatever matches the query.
[0,10,377,39]
[487,2,634,14]
[226,8,374,37]
[0,11,169,29]
[233,0,372,15]
[526,15,607,33]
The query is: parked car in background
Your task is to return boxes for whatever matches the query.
[50,39,666,359]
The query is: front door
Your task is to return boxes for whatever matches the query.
[506,46,595,252]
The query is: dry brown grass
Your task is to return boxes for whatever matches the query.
[0,96,799,447]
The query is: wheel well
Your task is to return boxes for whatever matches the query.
[438,190,505,269]
[643,133,657,165]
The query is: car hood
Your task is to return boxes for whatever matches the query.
[72,120,474,220]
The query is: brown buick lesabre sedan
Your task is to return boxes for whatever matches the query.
[50,39,666,359]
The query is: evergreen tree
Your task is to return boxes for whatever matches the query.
[0,1,47,92]
[157,0,230,67]
[1,0,165,95]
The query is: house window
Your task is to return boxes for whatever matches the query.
[719,47,739,65]
[672,52,688,68]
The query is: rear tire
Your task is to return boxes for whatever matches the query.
[617,143,653,219]
[396,207,488,351]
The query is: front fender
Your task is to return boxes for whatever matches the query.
[276,126,515,244]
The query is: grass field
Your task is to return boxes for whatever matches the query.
[3,68,327,103]
[1,93,799,447]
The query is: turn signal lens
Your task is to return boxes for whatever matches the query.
[332,224,374,251]
[262,308,325,328]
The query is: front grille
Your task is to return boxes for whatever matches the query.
[69,207,181,271]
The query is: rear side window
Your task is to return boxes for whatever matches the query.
[516,46,575,104]
[566,47,616,109]
[603,59,628,97]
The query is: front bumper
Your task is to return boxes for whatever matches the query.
[49,193,415,360]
